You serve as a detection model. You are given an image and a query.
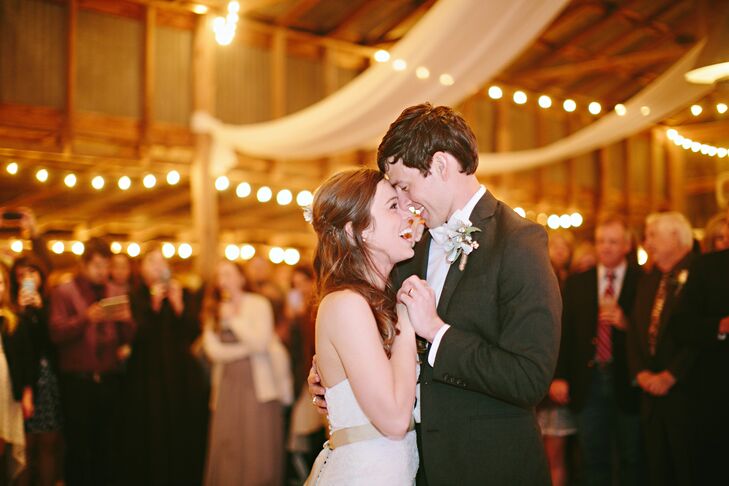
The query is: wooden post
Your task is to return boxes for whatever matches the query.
[62,0,78,154]
[191,14,219,281]
[597,147,610,214]
[665,132,686,213]
[649,128,662,211]
[622,138,631,214]
[140,5,155,160]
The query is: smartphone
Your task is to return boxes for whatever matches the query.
[21,278,36,294]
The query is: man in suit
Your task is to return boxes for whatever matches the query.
[627,212,697,486]
[380,103,561,485]
[670,244,729,485]
[550,215,642,486]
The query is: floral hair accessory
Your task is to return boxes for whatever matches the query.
[302,204,313,224]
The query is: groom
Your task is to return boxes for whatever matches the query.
[311,103,561,485]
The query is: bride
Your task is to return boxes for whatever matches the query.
[306,168,419,485]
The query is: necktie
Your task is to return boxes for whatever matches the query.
[595,270,615,363]
[647,273,670,356]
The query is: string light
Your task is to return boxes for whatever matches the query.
[111,242,122,254]
[91,176,105,190]
[178,243,193,259]
[143,174,156,189]
[118,176,131,191]
[513,91,527,105]
[690,104,703,117]
[127,242,140,257]
[6,162,18,175]
[191,4,208,15]
[166,170,180,185]
[392,59,407,71]
[538,95,552,109]
[547,214,560,229]
[570,212,583,227]
[236,182,251,198]
[615,104,627,116]
[415,67,430,79]
[439,73,454,86]
[488,86,503,100]
[283,248,300,266]
[588,101,602,115]
[514,207,526,218]
[637,246,648,266]
[268,247,285,264]
[213,2,240,46]
[296,190,313,207]
[51,241,64,254]
[563,99,576,113]
[717,103,728,114]
[257,186,272,203]
[666,127,728,158]
[215,176,230,191]
[276,189,293,206]
[640,106,651,116]
[64,173,77,188]
[162,242,176,259]
[36,169,49,183]
[225,244,240,261]
[240,244,256,260]
[71,241,84,255]
[373,50,390,63]
[10,240,23,253]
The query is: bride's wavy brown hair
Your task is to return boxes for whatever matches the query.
[312,168,398,357]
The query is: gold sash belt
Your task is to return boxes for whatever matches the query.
[304,417,416,485]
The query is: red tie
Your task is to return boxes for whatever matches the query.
[595,270,615,363]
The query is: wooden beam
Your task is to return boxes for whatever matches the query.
[377,0,437,43]
[191,13,218,280]
[63,0,78,154]
[328,0,382,37]
[368,1,430,45]
[515,46,686,82]
[277,0,321,28]
[271,29,287,117]
[140,5,156,159]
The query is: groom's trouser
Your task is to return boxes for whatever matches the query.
[415,423,429,486]
[576,366,642,486]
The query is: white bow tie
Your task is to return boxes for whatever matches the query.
[429,209,470,248]
[429,225,451,247]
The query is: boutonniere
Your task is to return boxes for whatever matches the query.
[439,218,481,271]
[672,269,689,294]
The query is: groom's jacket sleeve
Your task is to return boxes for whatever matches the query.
[432,224,562,408]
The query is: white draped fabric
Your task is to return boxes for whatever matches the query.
[476,41,713,175]
[192,0,568,174]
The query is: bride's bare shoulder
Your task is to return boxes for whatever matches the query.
[318,290,373,329]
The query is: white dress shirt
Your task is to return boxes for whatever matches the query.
[426,185,486,366]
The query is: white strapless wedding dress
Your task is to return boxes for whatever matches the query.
[308,379,419,485]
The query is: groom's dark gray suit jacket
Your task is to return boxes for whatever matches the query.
[393,191,561,486]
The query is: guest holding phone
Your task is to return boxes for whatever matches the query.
[117,245,209,486]
[10,256,63,486]
[49,238,135,486]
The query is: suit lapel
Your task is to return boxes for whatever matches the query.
[436,191,497,317]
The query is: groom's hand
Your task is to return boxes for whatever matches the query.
[398,276,444,342]
[307,356,328,415]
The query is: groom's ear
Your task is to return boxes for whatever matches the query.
[431,152,449,181]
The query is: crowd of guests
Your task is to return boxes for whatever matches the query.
[0,210,321,486]
[1,204,728,486]
[541,208,729,486]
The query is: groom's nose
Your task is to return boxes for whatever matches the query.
[395,188,412,211]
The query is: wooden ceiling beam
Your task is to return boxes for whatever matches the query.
[328,0,380,37]
[515,46,686,82]
[276,0,322,28]
[369,0,435,45]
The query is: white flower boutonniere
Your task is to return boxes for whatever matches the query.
[673,269,689,295]
[432,217,481,271]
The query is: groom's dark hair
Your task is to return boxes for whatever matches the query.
[377,102,479,176]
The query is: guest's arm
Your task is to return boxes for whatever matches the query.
[230,295,275,353]
[202,329,250,363]
[49,286,91,344]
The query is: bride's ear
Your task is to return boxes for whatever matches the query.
[345,221,369,244]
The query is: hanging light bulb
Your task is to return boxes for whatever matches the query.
[166,170,180,185]
[118,176,131,191]
[373,50,390,63]
[614,104,627,116]
[257,186,273,202]
[91,176,105,190]
[64,173,77,188]
[563,99,576,113]
[143,174,157,188]
[513,91,527,105]
[6,162,18,175]
[538,95,552,109]
[236,182,251,198]
[276,189,293,206]
[487,86,503,100]
[588,101,602,115]
[296,190,313,206]
[36,169,49,183]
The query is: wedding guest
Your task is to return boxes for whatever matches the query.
[552,214,642,486]
[700,212,728,253]
[202,260,292,486]
[669,240,729,485]
[540,230,577,486]
[627,212,698,486]
[0,264,34,485]
[109,253,134,294]
[49,238,135,486]
[570,241,597,274]
[117,246,209,486]
[10,256,62,486]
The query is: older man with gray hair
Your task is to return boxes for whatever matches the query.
[627,211,698,486]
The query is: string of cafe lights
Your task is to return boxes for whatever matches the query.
[665,128,729,159]
[2,162,315,209]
